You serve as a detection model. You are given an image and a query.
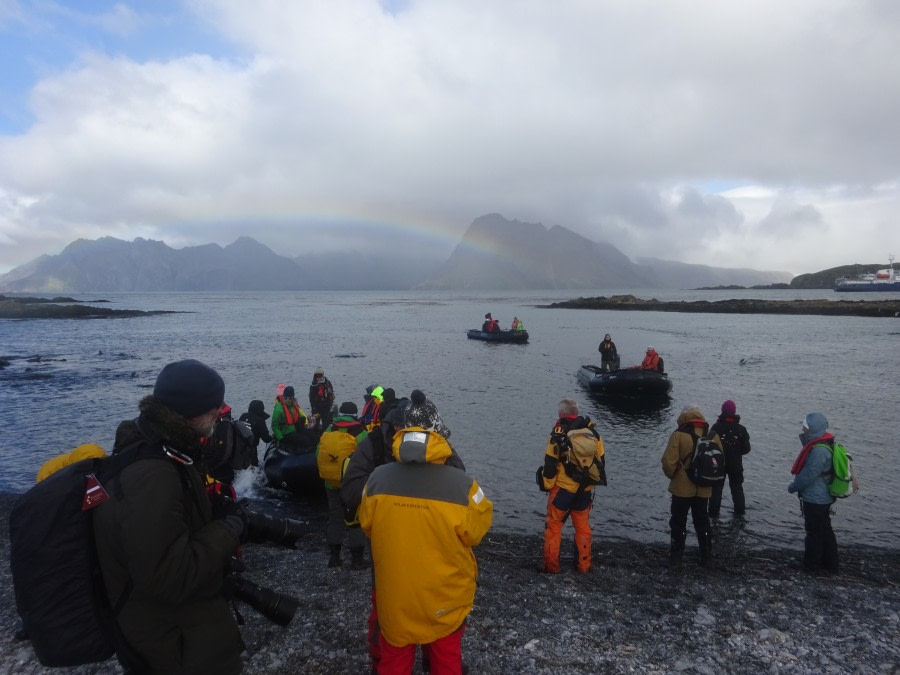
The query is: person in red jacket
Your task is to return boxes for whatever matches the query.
[640,346,664,373]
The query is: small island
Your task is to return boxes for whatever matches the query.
[542,294,900,317]
[0,295,181,319]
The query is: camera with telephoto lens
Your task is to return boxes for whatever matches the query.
[226,575,299,626]
[216,495,306,548]
[243,508,305,548]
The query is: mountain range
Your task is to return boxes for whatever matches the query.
[0,213,793,292]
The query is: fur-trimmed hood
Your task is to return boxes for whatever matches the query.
[114,395,207,461]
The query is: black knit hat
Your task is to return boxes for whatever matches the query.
[283,386,295,398]
[339,401,358,416]
[381,388,396,402]
[153,359,224,419]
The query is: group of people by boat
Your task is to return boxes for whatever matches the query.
[480,312,524,333]
[12,349,857,674]
[467,311,529,343]
[579,335,671,397]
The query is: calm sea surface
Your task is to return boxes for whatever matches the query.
[2,289,898,550]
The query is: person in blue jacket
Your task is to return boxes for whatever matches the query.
[788,412,840,575]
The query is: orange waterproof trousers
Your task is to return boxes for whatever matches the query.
[543,486,593,573]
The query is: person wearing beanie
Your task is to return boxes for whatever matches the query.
[271,386,311,451]
[92,360,246,673]
[597,333,619,372]
[709,400,752,518]
[403,389,451,439]
[360,394,491,675]
[789,412,842,575]
[341,391,467,673]
[661,404,722,570]
[317,401,368,569]
[309,368,336,429]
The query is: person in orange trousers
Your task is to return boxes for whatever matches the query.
[539,399,606,573]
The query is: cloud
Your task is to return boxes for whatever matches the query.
[0,0,898,276]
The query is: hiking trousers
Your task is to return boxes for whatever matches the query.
[543,486,593,573]
[325,488,366,548]
[708,469,745,517]
[669,495,710,550]
[377,623,465,675]
[801,501,839,573]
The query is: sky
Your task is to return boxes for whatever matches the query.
[1,0,898,277]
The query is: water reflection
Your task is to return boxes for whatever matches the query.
[581,393,673,427]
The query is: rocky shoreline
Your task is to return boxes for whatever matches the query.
[0,295,178,319]
[1,493,898,674]
[543,294,900,317]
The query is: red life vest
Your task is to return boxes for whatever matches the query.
[280,400,304,426]
[641,352,660,370]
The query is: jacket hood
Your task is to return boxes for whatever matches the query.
[677,405,706,426]
[248,399,269,419]
[392,426,452,464]
[804,412,829,438]
[126,396,207,460]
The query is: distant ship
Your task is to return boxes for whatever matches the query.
[834,255,900,292]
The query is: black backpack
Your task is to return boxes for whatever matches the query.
[686,432,726,487]
[209,418,257,472]
[9,443,170,667]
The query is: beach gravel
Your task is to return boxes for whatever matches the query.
[1,492,898,674]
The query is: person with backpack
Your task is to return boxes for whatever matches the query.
[317,401,368,568]
[661,404,722,570]
[709,399,751,518]
[788,412,842,575]
[309,367,336,428]
[92,359,248,673]
[204,404,258,485]
[239,399,273,449]
[539,398,606,574]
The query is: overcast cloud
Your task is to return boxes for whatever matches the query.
[0,0,897,276]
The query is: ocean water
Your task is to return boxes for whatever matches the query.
[1,289,898,550]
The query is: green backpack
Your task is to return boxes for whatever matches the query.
[819,442,857,498]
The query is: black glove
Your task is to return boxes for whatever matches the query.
[212,495,249,542]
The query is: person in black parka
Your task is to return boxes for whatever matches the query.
[239,399,273,449]
[709,399,751,518]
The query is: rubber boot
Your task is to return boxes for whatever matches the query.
[328,544,342,568]
[350,547,367,570]
[667,532,685,571]
[699,531,714,569]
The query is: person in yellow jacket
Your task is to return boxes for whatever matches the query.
[661,404,722,570]
[540,399,606,574]
[359,390,492,674]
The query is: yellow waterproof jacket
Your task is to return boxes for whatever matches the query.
[36,443,107,482]
[661,407,720,498]
[541,421,605,493]
[359,426,493,647]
